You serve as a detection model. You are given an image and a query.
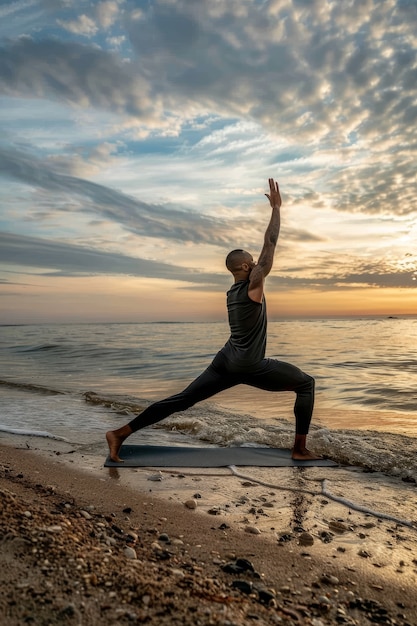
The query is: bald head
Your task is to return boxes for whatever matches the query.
[225,249,253,276]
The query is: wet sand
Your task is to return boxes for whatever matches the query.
[1,434,417,626]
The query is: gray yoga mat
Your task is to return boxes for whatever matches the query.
[104,445,338,468]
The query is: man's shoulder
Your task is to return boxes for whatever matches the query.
[227,280,249,297]
[228,279,249,291]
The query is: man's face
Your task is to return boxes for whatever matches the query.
[244,253,256,273]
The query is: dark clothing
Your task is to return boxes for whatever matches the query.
[128,280,315,436]
[221,280,267,367]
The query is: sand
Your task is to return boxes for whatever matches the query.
[1,433,417,626]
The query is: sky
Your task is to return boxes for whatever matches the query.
[1,0,417,323]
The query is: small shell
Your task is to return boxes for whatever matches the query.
[147,473,163,481]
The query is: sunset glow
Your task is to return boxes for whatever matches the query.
[1,0,416,322]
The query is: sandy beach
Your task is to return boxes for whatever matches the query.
[1,433,417,626]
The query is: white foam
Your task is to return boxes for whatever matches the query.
[0,425,68,441]
[156,407,417,480]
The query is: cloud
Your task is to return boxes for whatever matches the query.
[96,0,121,29]
[0,37,153,119]
[0,144,237,246]
[56,1,122,35]
[46,142,121,177]
[124,0,417,140]
[3,0,416,147]
[57,15,99,37]
[1,143,324,248]
[1,231,415,291]
[0,231,227,285]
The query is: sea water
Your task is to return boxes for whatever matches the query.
[0,319,416,477]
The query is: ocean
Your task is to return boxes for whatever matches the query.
[1,319,416,478]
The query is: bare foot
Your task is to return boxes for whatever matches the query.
[291,447,322,461]
[106,430,125,463]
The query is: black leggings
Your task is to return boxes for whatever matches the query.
[128,352,315,436]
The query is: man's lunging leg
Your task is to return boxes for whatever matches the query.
[106,363,237,462]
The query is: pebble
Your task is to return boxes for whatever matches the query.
[171,568,185,577]
[184,499,198,510]
[106,537,117,547]
[207,507,221,515]
[171,538,184,546]
[244,525,261,535]
[358,549,372,558]
[298,532,314,546]
[320,574,339,586]
[328,520,350,534]
[319,531,333,543]
[124,546,137,559]
[111,524,124,535]
[79,510,93,520]
[222,558,256,575]
[45,525,63,533]
[255,586,276,605]
[232,580,253,594]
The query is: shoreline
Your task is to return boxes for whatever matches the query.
[1,435,417,625]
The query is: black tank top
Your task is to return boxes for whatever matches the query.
[220,280,267,366]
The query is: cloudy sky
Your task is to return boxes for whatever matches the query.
[1,0,417,323]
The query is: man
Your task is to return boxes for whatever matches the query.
[106,178,320,462]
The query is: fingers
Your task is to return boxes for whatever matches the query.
[268,178,279,192]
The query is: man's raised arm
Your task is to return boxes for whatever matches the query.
[248,178,281,303]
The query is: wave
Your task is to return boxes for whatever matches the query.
[155,410,417,478]
[82,392,417,481]
[16,342,141,359]
[19,343,62,353]
[1,383,416,481]
[83,391,147,414]
[0,379,65,395]
[0,425,68,441]
[332,359,417,371]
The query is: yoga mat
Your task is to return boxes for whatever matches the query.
[104,445,339,468]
